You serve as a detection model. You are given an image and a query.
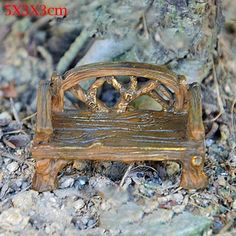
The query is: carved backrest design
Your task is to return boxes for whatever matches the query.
[51,62,188,113]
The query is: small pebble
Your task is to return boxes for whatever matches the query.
[45,226,51,234]
[6,162,19,173]
[0,112,12,126]
[0,129,3,139]
[217,176,226,186]
[206,139,214,147]
[87,218,96,227]
[73,199,85,210]
[15,179,23,187]
[60,178,74,188]
[78,177,87,185]
[233,199,236,209]
[0,208,29,231]
[81,217,89,225]
[74,176,88,190]
[154,32,161,42]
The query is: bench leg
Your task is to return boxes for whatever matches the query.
[32,159,68,192]
[180,156,208,189]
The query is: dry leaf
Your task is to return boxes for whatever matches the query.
[2,82,17,98]
[6,134,30,148]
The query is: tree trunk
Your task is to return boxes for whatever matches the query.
[59,0,223,83]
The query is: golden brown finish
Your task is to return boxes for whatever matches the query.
[187,83,205,140]
[32,62,207,192]
[32,159,68,192]
[34,81,53,143]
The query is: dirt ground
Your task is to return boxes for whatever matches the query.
[0,1,235,236]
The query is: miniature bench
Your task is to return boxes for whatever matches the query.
[31,62,208,192]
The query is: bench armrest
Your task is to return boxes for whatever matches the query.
[35,80,53,143]
[187,83,205,140]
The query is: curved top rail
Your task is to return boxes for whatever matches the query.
[51,62,188,112]
[61,62,180,93]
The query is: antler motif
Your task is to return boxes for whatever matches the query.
[69,75,175,113]
[70,78,109,112]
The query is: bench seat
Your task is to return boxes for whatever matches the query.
[32,110,201,161]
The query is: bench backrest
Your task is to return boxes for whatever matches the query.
[51,62,188,113]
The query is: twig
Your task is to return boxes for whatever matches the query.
[37,46,53,77]
[22,112,37,122]
[119,164,134,188]
[170,186,183,194]
[86,219,99,230]
[3,130,25,135]
[142,13,149,39]
[56,29,90,74]
[24,15,53,45]
[131,164,158,173]
[3,137,16,149]
[10,98,20,124]
[0,151,23,163]
[206,122,219,138]
[218,219,234,234]
[209,57,224,122]
[230,97,236,151]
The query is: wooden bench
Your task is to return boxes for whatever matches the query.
[31,62,208,192]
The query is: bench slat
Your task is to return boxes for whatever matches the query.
[32,141,202,161]
[48,110,188,148]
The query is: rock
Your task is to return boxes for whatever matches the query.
[122,211,212,236]
[12,190,39,211]
[5,121,22,132]
[99,185,129,208]
[233,199,236,209]
[73,160,91,171]
[217,176,227,186]
[100,201,143,231]
[6,161,19,172]
[142,199,160,214]
[60,177,74,188]
[166,161,181,176]
[73,199,85,210]
[206,139,214,147]
[15,179,23,187]
[72,218,86,230]
[81,216,89,225]
[54,188,83,198]
[0,129,3,139]
[158,193,184,206]
[172,196,189,214]
[0,112,11,126]
[65,227,107,236]
[0,208,29,232]
[44,222,64,235]
[87,218,96,227]
[77,176,88,186]
[74,176,88,190]
[142,209,174,225]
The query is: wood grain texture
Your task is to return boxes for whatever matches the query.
[32,62,207,191]
[55,62,188,112]
[187,83,205,140]
[32,110,198,160]
[51,110,188,147]
[51,72,64,112]
[34,81,53,143]
[32,159,68,192]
